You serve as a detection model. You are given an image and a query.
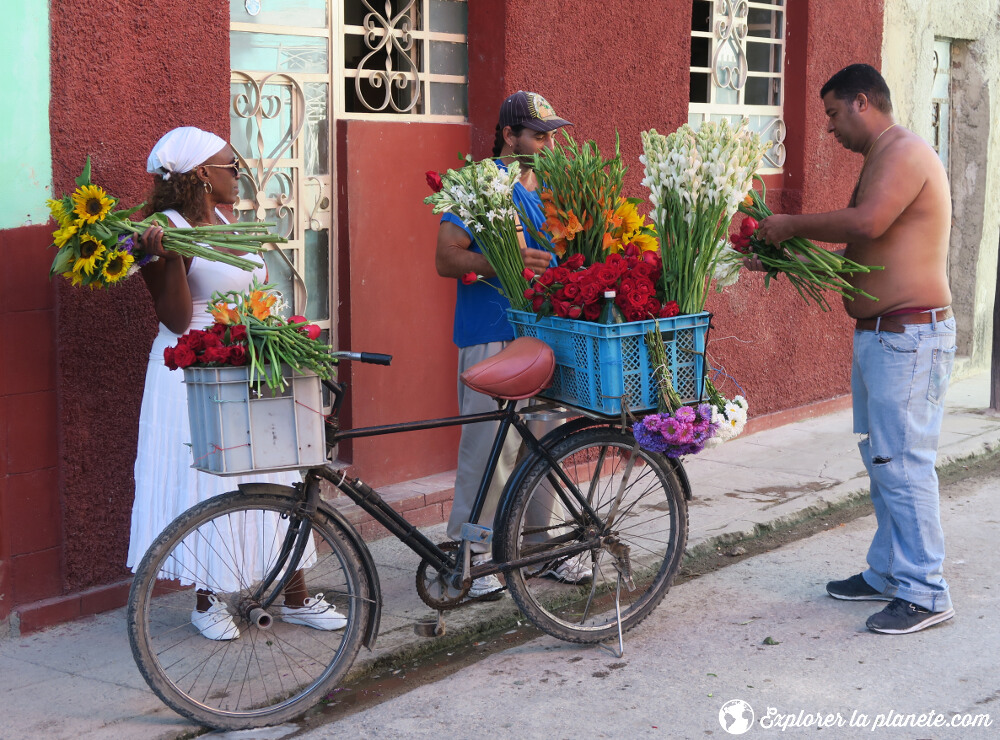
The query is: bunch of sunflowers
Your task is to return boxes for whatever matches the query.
[46,157,287,289]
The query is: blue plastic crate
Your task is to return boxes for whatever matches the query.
[507,310,710,416]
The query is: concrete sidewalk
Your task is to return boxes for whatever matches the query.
[2,371,998,740]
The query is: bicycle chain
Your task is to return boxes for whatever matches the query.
[414,541,506,610]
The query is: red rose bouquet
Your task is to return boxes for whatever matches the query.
[165,279,335,392]
[523,245,680,323]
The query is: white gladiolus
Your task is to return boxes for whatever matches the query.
[641,119,768,313]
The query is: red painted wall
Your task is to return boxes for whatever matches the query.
[703,1,884,418]
[0,224,60,623]
[45,0,230,607]
[336,120,468,488]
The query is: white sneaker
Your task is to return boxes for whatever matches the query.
[535,553,593,584]
[276,593,347,631]
[468,555,505,598]
[191,595,240,641]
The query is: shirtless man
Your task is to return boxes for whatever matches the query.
[754,64,956,635]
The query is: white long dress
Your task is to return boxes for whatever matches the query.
[127,209,313,591]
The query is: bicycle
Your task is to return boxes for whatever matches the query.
[127,337,691,730]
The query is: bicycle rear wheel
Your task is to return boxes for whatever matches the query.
[128,490,372,730]
[501,426,687,643]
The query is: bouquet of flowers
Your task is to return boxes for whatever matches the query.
[631,323,719,456]
[641,119,767,314]
[525,133,627,263]
[424,158,531,310]
[703,377,749,447]
[522,246,680,322]
[165,279,334,392]
[725,177,882,311]
[47,157,286,290]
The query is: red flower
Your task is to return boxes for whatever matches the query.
[740,216,759,236]
[659,301,680,318]
[567,305,583,319]
[203,333,223,349]
[531,295,545,311]
[521,267,534,281]
[229,324,248,342]
[461,272,478,285]
[583,303,601,321]
[201,345,230,364]
[579,283,600,305]
[563,254,586,270]
[596,265,619,287]
[289,314,307,325]
[425,170,444,193]
[562,283,581,301]
[208,323,227,337]
[173,344,197,368]
[228,345,248,366]
[303,324,321,341]
[537,270,556,286]
[163,346,178,370]
[182,330,207,353]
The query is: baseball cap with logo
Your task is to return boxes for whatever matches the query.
[497,91,572,132]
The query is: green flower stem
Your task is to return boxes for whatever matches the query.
[740,176,882,310]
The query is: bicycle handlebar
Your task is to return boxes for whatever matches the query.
[333,351,393,365]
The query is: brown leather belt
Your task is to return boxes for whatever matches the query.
[855,306,953,333]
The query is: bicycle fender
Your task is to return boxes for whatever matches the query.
[666,457,693,501]
[234,482,383,649]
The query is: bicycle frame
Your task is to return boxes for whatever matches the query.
[321,379,609,581]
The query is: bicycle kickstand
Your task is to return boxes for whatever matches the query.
[414,610,447,638]
[599,573,626,659]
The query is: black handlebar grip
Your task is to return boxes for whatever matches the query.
[360,352,393,366]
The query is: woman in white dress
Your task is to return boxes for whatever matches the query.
[127,127,344,640]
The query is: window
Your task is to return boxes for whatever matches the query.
[930,38,951,169]
[689,0,786,173]
[231,0,468,121]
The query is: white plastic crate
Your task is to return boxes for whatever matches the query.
[183,365,327,476]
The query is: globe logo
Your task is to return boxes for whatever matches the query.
[719,699,755,735]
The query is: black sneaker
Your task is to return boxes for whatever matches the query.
[826,573,890,601]
[866,598,955,635]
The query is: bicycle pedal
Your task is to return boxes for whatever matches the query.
[460,523,493,546]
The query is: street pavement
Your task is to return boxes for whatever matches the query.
[1,370,998,740]
[293,454,1000,740]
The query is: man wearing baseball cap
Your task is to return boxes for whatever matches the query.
[434,91,591,596]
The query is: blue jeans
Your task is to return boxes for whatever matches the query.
[851,315,956,612]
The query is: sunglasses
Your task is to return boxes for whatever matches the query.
[202,159,240,176]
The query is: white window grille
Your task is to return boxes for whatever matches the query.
[689,0,787,173]
[930,38,951,169]
[231,0,469,122]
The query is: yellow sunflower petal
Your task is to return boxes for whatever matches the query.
[71,184,114,224]
[101,249,135,284]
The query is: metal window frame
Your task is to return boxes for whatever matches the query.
[689,0,787,173]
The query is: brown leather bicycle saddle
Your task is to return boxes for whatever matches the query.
[460,337,555,400]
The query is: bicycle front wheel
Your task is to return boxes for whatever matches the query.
[502,426,688,643]
[128,491,372,730]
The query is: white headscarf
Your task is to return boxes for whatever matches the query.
[146,126,227,180]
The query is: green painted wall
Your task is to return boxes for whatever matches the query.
[0,4,52,229]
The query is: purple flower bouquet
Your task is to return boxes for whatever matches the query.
[632,403,718,457]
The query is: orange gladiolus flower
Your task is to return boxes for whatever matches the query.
[248,290,277,321]
[209,302,240,325]
[564,212,584,241]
